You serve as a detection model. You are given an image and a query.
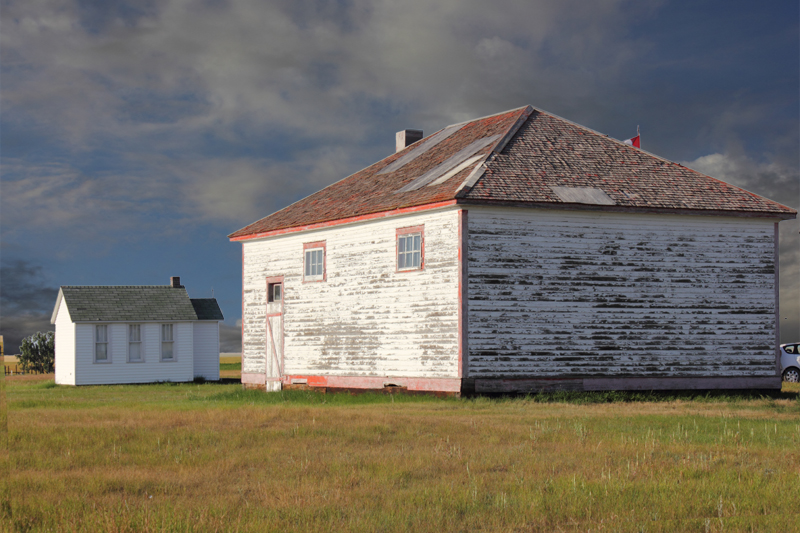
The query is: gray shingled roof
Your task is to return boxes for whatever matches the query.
[56,286,223,322]
[191,299,225,321]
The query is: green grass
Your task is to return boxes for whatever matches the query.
[6,378,800,532]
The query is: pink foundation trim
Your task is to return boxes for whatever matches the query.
[242,372,266,385]
[281,374,462,392]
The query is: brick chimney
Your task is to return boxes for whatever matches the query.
[170,276,183,288]
[396,129,423,153]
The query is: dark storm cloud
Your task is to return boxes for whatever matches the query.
[1,0,797,348]
[0,260,58,354]
[219,321,242,354]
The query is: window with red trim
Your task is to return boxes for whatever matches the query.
[396,225,424,271]
[303,241,326,282]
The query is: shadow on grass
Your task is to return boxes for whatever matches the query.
[493,388,800,404]
[199,386,799,406]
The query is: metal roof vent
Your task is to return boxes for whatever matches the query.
[550,187,615,206]
[395,129,423,153]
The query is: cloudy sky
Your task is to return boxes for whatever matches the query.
[1,0,798,353]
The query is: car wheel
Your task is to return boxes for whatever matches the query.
[783,367,800,383]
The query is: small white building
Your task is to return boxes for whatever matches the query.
[51,277,223,385]
[229,105,796,395]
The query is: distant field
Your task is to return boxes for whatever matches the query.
[219,354,241,378]
[5,375,799,532]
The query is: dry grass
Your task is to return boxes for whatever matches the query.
[5,378,800,532]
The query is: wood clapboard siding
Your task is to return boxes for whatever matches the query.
[54,297,76,385]
[73,322,194,385]
[467,207,777,378]
[241,208,460,379]
[193,322,220,380]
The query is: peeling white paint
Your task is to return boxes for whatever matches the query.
[467,207,778,378]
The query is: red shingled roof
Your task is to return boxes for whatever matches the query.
[230,106,796,240]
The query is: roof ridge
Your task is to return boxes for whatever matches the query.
[446,105,532,128]
[455,106,533,196]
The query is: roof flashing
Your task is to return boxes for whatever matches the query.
[378,124,465,175]
[550,186,616,206]
[397,134,501,192]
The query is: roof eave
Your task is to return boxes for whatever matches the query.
[455,198,797,220]
[229,199,461,242]
[50,288,64,325]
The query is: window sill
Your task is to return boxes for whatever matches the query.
[397,267,424,273]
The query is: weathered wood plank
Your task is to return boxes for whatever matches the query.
[467,207,778,379]
[242,208,461,379]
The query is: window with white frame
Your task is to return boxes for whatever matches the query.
[303,241,326,282]
[161,324,174,361]
[397,226,423,271]
[268,282,282,303]
[95,325,109,363]
[128,324,142,362]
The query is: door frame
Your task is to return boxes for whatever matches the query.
[265,276,284,383]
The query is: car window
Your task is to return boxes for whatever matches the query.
[786,345,796,354]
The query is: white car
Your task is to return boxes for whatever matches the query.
[781,343,800,382]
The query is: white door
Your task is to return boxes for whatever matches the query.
[265,277,284,391]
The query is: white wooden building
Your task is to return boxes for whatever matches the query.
[229,106,796,394]
[51,277,223,385]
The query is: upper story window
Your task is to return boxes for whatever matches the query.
[397,225,424,271]
[303,241,326,282]
[161,324,174,361]
[128,324,142,362]
[95,324,109,363]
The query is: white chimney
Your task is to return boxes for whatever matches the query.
[396,129,423,153]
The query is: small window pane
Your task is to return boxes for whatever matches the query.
[162,324,173,342]
[96,325,107,342]
[274,284,282,301]
[96,343,107,361]
[397,232,422,270]
[129,343,140,361]
[129,325,140,342]
[162,343,173,360]
[305,249,324,278]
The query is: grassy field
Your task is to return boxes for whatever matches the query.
[4,372,800,532]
